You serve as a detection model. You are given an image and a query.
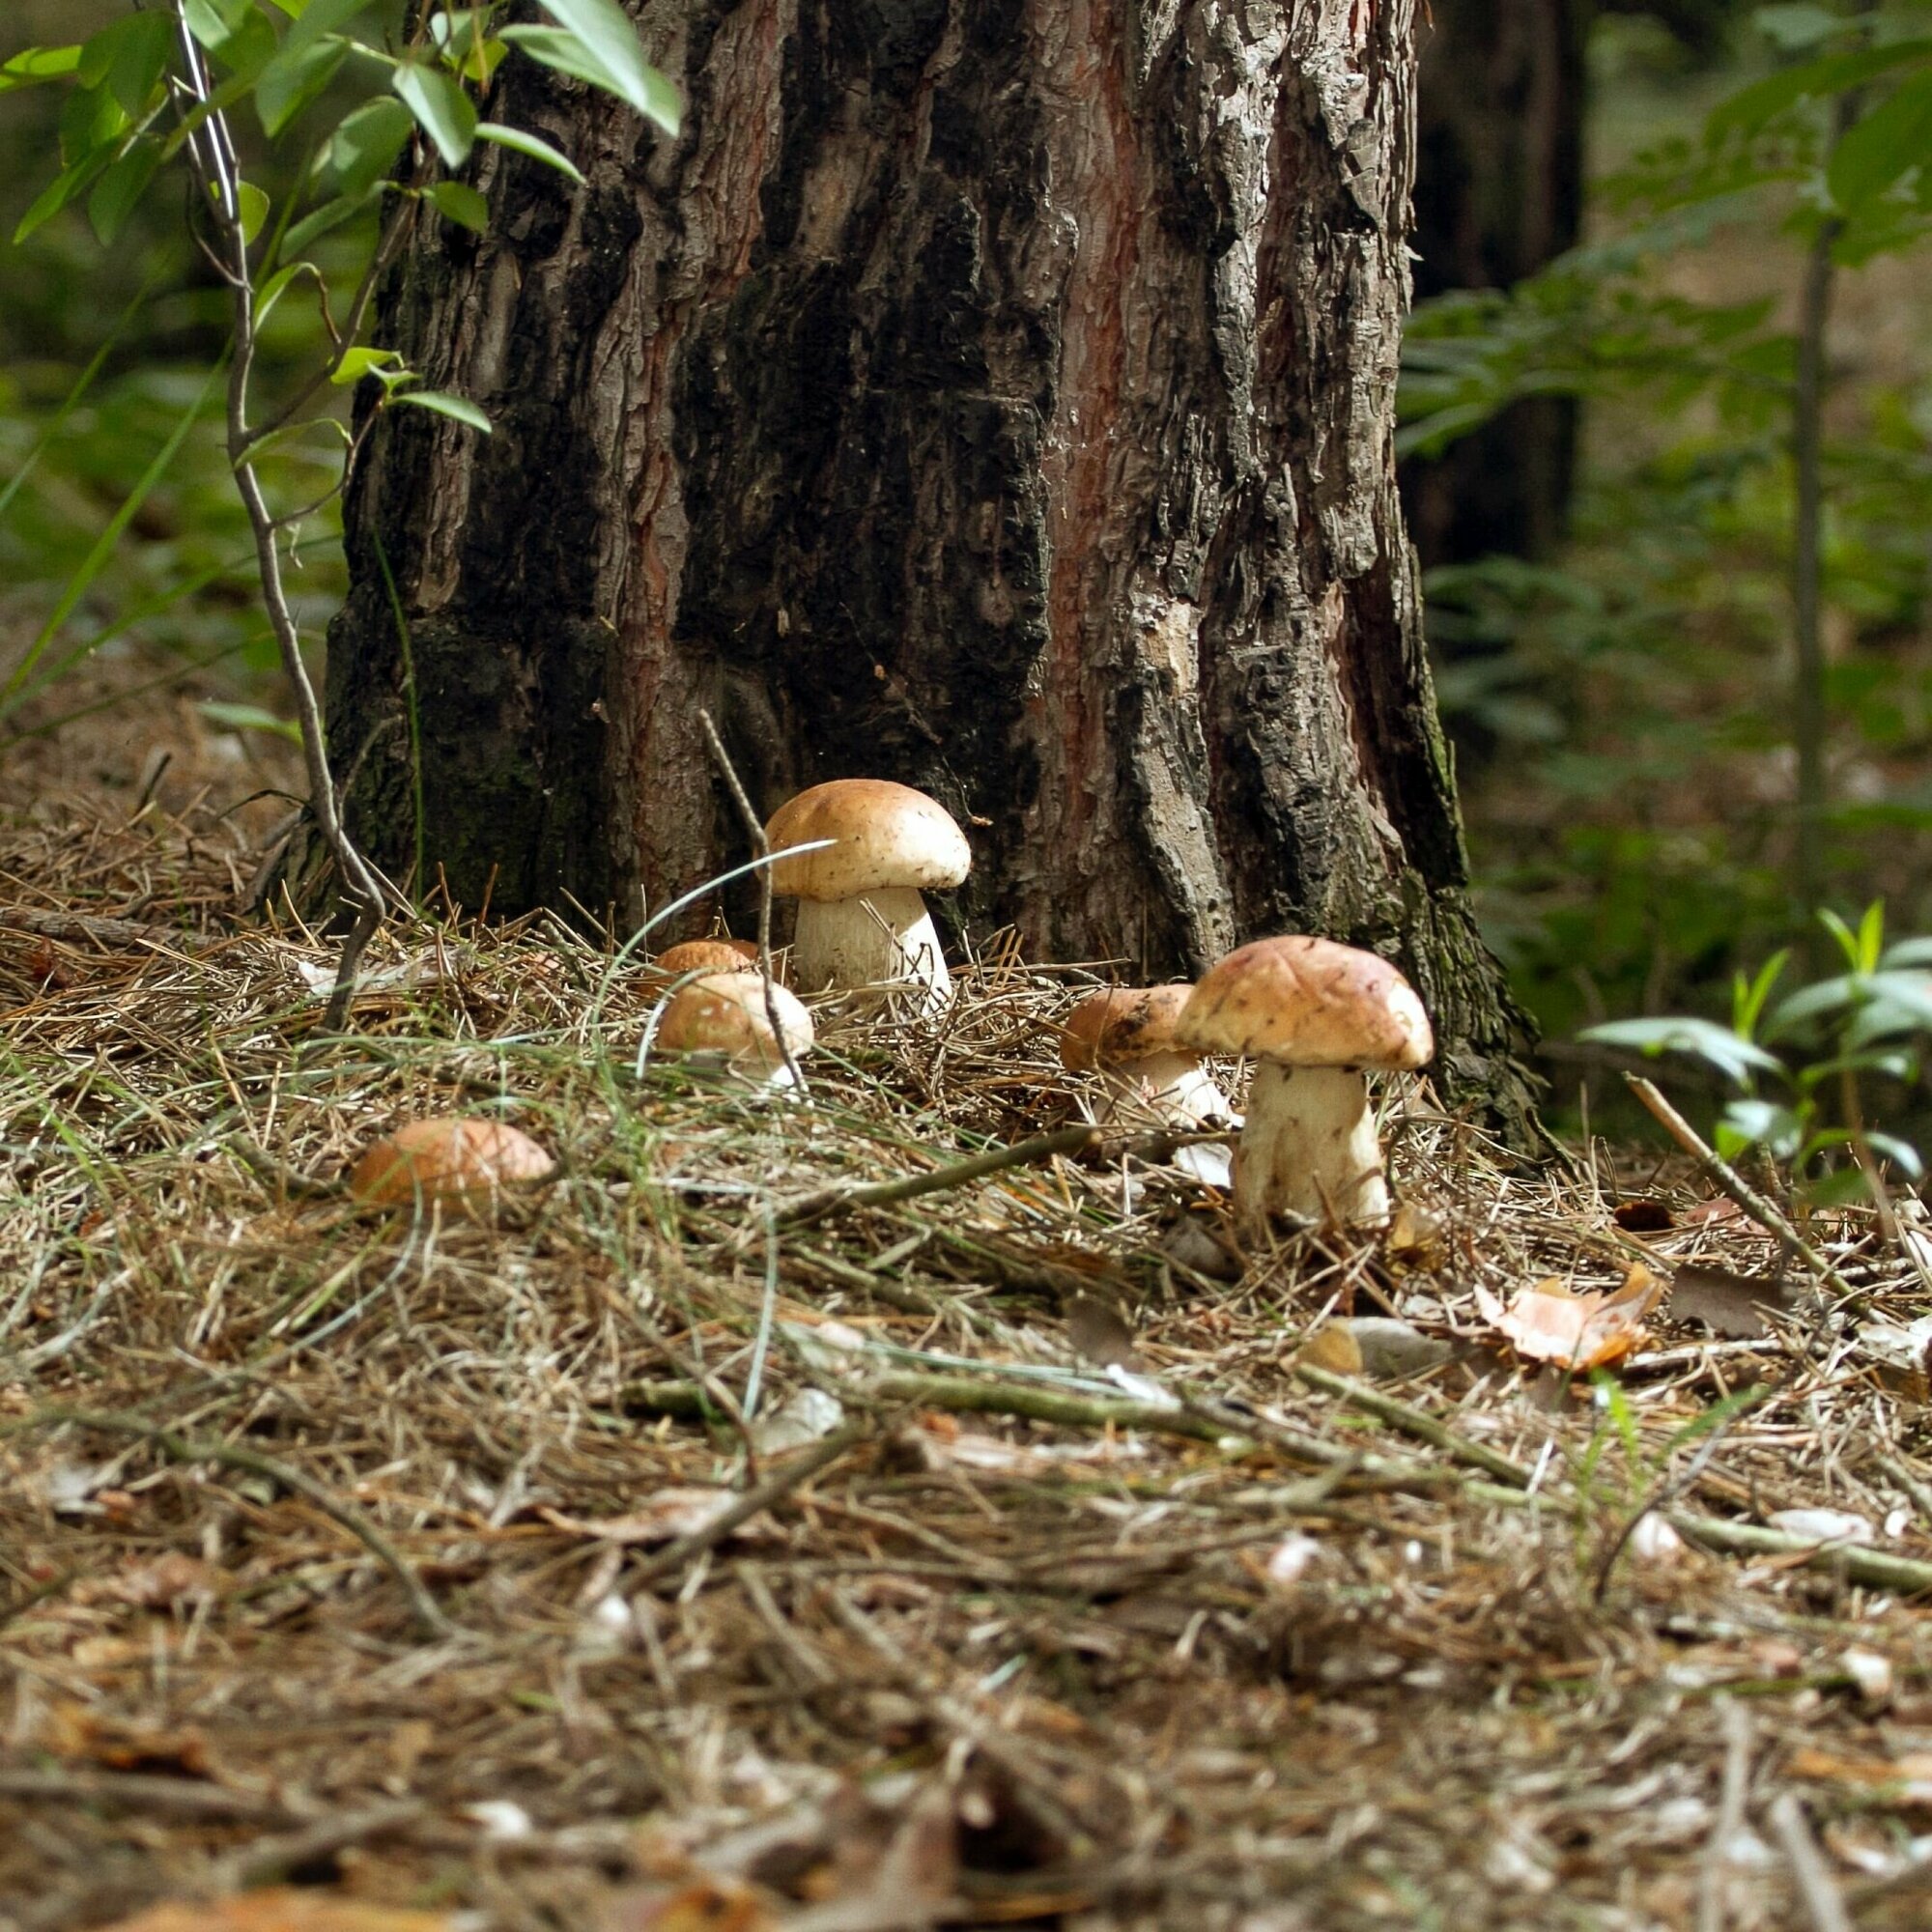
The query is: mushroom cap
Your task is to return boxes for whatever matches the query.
[651,938,762,977]
[351,1116,554,1208]
[655,972,815,1062]
[1061,985,1199,1072]
[765,781,971,900]
[1177,936,1434,1070]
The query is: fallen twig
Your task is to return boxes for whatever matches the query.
[0,1768,295,1822]
[1625,1075,1857,1300]
[1293,1362,1535,1487]
[697,707,804,1091]
[1767,1790,1852,1932]
[630,1422,870,1588]
[777,1123,1099,1226]
[213,1799,426,1891]
[1666,1509,1932,1595]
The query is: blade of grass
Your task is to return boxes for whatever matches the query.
[0,266,164,532]
[2,359,224,705]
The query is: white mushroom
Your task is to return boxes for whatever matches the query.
[1177,936,1433,1229]
[765,780,970,1010]
[653,972,814,1090]
[1061,985,1237,1187]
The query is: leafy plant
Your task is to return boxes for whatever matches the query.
[1581,899,1932,1203]
[0,0,680,1020]
[1411,3,1932,1059]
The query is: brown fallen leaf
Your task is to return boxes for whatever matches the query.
[1384,1202,1448,1272]
[1668,1264,1795,1340]
[1474,1264,1664,1371]
[95,1892,453,1932]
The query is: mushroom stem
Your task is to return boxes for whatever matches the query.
[1237,1062,1389,1228]
[1090,1054,1236,1189]
[791,887,952,1009]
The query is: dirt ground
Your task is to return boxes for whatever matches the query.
[4,673,1932,1932]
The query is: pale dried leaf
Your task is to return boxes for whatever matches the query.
[1474,1264,1663,1371]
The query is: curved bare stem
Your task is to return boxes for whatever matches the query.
[172,5,403,1025]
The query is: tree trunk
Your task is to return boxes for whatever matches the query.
[327,0,1531,1124]
[1402,0,1589,567]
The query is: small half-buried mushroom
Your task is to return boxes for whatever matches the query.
[765,780,970,1010]
[351,1117,555,1217]
[652,971,814,1090]
[1177,936,1433,1230]
[649,937,764,980]
[1061,985,1237,1187]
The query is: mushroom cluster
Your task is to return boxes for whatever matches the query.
[346,770,1436,1250]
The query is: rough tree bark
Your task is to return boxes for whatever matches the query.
[327,0,1531,1122]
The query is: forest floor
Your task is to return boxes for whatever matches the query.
[4,680,1932,1932]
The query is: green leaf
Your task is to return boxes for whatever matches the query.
[331,345,408,386]
[235,180,271,245]
[1864,1131,1925,1180]
[534,0,681,130]
[475,120,584,184]
[199,700,302,743]
[14,149,112,243]
[1732,949,1790,1040]
[1880,937,1932,969]
[322,94,412,193]
[1709,41,1932,145]
[101,11,178,117]
[256,36,349,138]
[1717,1097,1804,1160]
[61,82,129,167]
[183,0,254,48]
[1577,1016,1785,1086]
[390,388,493,432]
[427,180,491,232]
[391,61,477,167]
[1830,71,1932,213]
[254,0,380,136]
[1754,4,1849,51]
[500,16,681,134]
[0,45,83,94]
[254,260,318,326]
[87,138,163,246]
[280,183,382,254]
[185,0,278,82]
[77,14,174,108]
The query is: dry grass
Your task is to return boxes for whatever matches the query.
[4,701,1932,1931]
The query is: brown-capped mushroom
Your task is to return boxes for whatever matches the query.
[650,937,763,979]
[1177,936,1432,1228]
[764,780,970,1009]
[351,1117,554,1214]
[1061,985,1236,1185]
[653,971,814,1089]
